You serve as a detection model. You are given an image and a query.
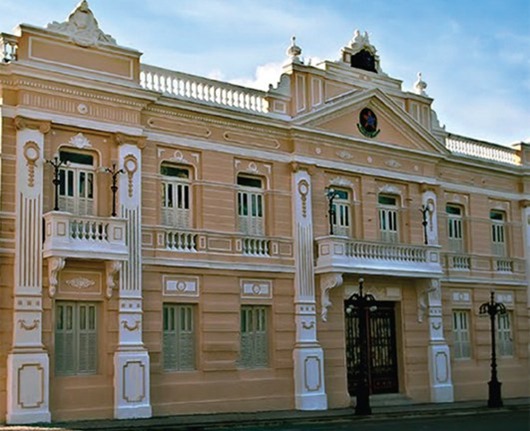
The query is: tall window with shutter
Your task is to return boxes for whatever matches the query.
[490,210,507,256]
[497,312,513,357]
[161,164,191,228]
[163,304,195,371]
[58,151,95,215]
[55,302,98,376]
[446,204,464,252]
[452,310,471,359]
[332,189,351,236]
[237,175,264,236]
[239,305,268,368]
[378,194,399,243]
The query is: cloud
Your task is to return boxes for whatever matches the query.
[230,61,284,91]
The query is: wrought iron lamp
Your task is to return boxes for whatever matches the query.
[420,201,434,245]
[479,291,506,408]
[345,277,377,415]
[325,187,340,235]
[103,163,124,217]
[45,155,67,211]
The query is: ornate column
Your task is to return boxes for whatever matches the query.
[7,118,51,424]
[292,165,327,410]
[417,279,454,402]
[113,135,151,419]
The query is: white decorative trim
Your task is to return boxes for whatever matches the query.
[106,261,122,299]
[163,275,199,297]
[47,257,66,298]
[320,273,343,322]
[240,279,272,299]
[65,277,95,290]
[68,132,92,149]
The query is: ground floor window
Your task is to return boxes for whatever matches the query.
[452,310,471,359]
[163,304,196,371]
[497,312,513,357]
[55,301,98,376]
[239,305,268,368]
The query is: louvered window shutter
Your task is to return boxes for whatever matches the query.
[55,303,76,375]
[77,303,97,374]
[177,305,195,370]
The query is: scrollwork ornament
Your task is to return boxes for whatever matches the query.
[23,141,40,187]
[297,179,309,218]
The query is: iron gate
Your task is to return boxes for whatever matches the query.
[345,301,399,395]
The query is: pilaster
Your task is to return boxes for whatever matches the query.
[417,279,454,403]
[7,118,51,424]
[292,167,327,410]
[113,137,151,419]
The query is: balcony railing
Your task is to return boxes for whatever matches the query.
[445,134,521,166]
[442,252,525,281]
[43,211,128,261]
[315,236,442,277]
[140,64,269,114]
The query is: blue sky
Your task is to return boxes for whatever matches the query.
[0,0,528,146]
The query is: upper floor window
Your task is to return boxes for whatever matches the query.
[378,194,399,243]
[237,175,264,236]
[163,303,195,371]
[161,163,191,228]
[55,301,98,376]
[446,204,464,253]
[332,189,351,237]
[59,150,95,215]
[497,312,513,357]
[490,210,507,256]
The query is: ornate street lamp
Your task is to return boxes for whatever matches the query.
[420,201,433,245]
[479,291,506,408]
[103,163,124,217]
[45,155,67,211]
[325,187,340,235]
[345,277,377,415]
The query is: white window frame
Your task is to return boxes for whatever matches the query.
[447,204,464,253]
[239,305,268,368]
[497,312,514,357]
[161,163,191,228]
[58,150,96,216]
[163,303,195,371]
[332,189,352,237]
[378,194,399,243]
[490,210,507,257]
[237,175,264,236]
[452,310,471,359]
[55,301,98,376]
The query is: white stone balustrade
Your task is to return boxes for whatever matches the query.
[0,33,17,63]
[449,255,471,270]
[165,230,198,252]
[445,134,521,166]
[43,211,128,261]
[140,64,269,114]
[241,237,271,257]
[315,236,442,277]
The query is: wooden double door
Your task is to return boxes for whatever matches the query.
[345,301,399,395]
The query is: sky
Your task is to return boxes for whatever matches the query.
[0,0,528,146]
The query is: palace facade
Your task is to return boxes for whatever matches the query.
[0,1,528,424]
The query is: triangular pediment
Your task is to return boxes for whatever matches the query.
[294,88,449,155]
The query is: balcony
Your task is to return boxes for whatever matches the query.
[43,211,128,261]
[315,236,442,277]
[442,252,526,282]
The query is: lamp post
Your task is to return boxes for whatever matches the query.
[420,203,432,245]
[345,277,376,415]
[479,291,506,408]
[45,155,67,211]
[103,163,124,217]
[325,187,340,235]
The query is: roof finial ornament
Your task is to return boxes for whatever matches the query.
[414,72,428,96]
[286,35,302,64]
[47,0,117,47]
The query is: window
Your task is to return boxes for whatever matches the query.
[446,205,464,253]
[163,304,195,371]
[239,305,268,368]
[58,150,95,215]
[237,175,264,236]
[490,210,507,256]
[161,163,191,228]
[378,194,399,243]
[332,189,351,236]
[55,302,98,376]
[497,312,513,357]
[452,310,471,359]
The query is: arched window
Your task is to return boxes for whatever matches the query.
[160,163,191,228]
[378,194,399,243]
[332,189,351,236]
[58,150,95,215]
[237,175,264,236]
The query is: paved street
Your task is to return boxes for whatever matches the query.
[210,410,529,431]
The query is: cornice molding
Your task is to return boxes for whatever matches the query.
[13,116,51,133]
[115,132,147,149]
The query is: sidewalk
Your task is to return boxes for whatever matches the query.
[2,397,529,431]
